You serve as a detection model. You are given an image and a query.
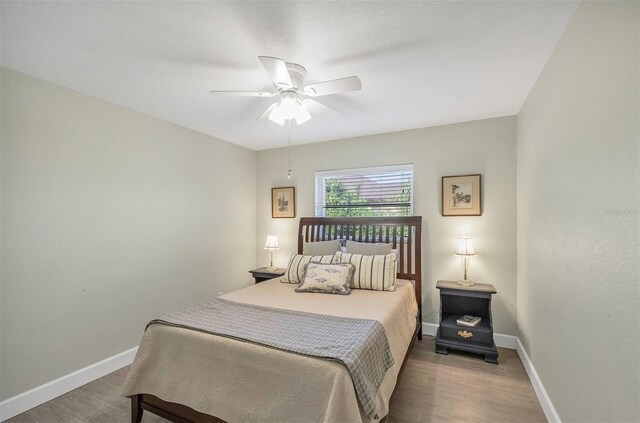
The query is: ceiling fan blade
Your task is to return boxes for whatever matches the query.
[209,91,276,97]
[303,76,361,97]
[258,103,278,121]
[258,56,293,88]
[302,99,338,118]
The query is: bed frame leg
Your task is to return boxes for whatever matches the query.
[131,394,143,423]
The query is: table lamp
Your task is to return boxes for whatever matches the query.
[264,235,279,271]
[455,236,476,286]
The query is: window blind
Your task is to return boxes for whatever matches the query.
[315,164,414,217]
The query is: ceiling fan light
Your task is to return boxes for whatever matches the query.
[280,97,298,117]
[267,91,313,125]
[293,105,311,125]
[268,103,287,125]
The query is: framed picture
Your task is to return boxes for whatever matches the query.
[272,186,296,218]
[442,174,482,216]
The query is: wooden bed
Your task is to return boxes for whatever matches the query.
[130,216,423,423]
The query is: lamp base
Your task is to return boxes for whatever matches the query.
[265,266,279,272]
[457,279,475,287]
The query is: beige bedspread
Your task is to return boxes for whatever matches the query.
[121,278,418,423]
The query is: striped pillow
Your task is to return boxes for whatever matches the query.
[281,254,337,284]
[335,251,397,291]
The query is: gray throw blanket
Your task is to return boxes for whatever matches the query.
[148,298,394,420]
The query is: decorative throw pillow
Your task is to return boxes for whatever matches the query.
[302,239,342,256]
[335,251,397,291]
[281,254,337,284]
[389,248,401,276]
[295,262,355,295]
[345,240,393,256]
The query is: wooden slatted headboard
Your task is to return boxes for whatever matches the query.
[298,216,422,339]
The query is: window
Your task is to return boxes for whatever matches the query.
[315,164,413,217]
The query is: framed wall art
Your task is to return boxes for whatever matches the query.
[442,174,482,216]
[272,186,296,218]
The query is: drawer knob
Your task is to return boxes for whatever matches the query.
[458,330,473,339]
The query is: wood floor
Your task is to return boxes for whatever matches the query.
[6,336,546,423]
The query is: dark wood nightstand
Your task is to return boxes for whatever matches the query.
[435,280,499,364]
[249,267,286,284]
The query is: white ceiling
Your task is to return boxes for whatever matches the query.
[1,1,578,150]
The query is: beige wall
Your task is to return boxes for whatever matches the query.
[256,117,518,335]
[0,68,257,400]
[517,1,639,422]
[4,4,638,417]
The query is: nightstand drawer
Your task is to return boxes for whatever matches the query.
[439,325,493,346]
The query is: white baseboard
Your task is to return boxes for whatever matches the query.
[516,338,561,423]
[422,322,559,423]
[493,332,518,349]
[0,347,138,422]
[422,322,439,337]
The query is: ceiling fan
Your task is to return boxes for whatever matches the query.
[209,56,362,125]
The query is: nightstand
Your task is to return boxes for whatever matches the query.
[435,280,499,364]
[249,267,286,284]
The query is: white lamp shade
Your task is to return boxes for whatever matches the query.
[264,235,279,250]
[268,103,287,125]
[293,103,311,125]
[455,237,476,256]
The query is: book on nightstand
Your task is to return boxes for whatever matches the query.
[456,315,481,327]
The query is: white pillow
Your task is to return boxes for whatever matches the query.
[344,240,393,255]
[335,251,397,291]
[302,239,342,255]
[281,253,337,284]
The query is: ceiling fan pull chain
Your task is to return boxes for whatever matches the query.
[287,120,292,179]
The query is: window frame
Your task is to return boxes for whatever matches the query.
[315,164,414,217]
